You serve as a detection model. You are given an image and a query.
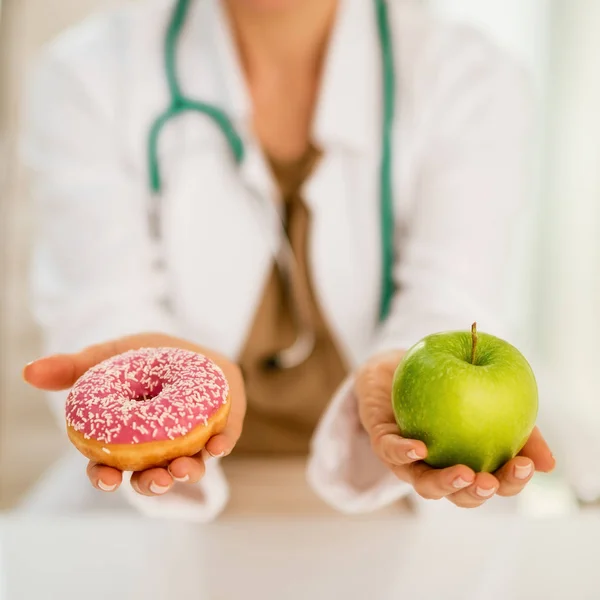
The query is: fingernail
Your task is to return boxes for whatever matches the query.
[407,449,423,461]
[167,466,190,482]
[202,449,225,461]
[98,480,117,492]
[149,481,170,495]
[452,477,472,489]
[476,486,496,498]
[514,463,533,480]
[25,357,47,367]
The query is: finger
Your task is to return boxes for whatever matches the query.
[204,365,247,457]
[409,462,476,500]
[86,462,123,492]
[519,427,555,473]
[205,427,242,458]
[23,333,244,394]
[370,425,428,466]
[131,468,173,496]
[496,457,535,497]
[23,336,133,391]
[22,332,172,391]
[167,454,206,484]
[447,472,499,508]
[356,352,405,432]
[23,354,86,391]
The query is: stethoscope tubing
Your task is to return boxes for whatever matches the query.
[147,0,396,369]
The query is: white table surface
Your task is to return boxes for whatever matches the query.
[1,511,599,600]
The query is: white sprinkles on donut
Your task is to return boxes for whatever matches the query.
[66,347,229,444]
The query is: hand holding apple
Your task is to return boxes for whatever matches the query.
[392,323,539,473]
[356,333,555,508]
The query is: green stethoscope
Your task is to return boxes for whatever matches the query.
[148,0,395,369]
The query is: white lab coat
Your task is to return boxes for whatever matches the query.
[22,0,535,520]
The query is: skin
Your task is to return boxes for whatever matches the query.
[24,336,554,504]
[22,0,555,504]
[225,0,338,160]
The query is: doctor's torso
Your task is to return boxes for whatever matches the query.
[26,0,522,367]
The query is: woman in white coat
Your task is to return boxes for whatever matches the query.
[22,0,554,521]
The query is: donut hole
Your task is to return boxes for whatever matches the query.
[133,392,158,402]
[129,381,164,403]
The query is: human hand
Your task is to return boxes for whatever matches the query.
[23,333,246,497]
[356,351,555,508]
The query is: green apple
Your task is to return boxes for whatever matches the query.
[391,324,538,473]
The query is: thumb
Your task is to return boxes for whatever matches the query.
[22,333,185,391]
[23,354,83,391]
[355,350,406,433]
[23,336,140,391]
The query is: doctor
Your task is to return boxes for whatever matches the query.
[22,0,554,520]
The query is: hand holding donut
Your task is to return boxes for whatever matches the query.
[23,333,247,496]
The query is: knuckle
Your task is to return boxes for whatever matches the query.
[370,434,397,465]
[370,424,399,445]
[372,437,399,468]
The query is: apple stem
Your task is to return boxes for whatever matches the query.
[471,322,478,365]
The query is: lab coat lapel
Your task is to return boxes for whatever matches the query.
[126,0,384,363]
[306,0,383,368]
[158,0,278,359]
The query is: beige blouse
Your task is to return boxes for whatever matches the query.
[235,146,349,456]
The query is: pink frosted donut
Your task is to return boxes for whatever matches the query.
[65,347,231,472]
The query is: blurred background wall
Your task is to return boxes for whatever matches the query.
[0,0,123,509]
[1,0,599,509]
